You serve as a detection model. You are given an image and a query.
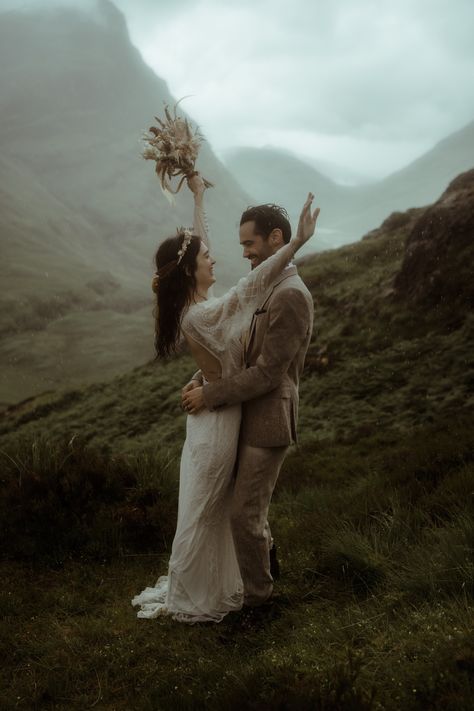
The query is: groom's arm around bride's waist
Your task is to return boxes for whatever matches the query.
[202,287,313,411]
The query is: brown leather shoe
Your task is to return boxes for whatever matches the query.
[238,600,282,629]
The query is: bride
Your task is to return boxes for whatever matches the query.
[131,174,319,623]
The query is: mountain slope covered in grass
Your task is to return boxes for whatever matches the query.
[223,146,352,251]
[1,170,473,449]
[0,171,473,710]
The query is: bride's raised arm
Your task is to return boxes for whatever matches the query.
[186,173,210,248]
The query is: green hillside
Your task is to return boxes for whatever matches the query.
[2,171,472,450]
[0,172,473,710]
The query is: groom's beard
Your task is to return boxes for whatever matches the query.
[249,254,271,270]
[248,244,282,269]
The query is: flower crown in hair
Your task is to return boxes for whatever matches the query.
[152,227,194,293]
[176,227,193,264]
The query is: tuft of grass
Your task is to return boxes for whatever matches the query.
[317,525,386,596]
[0,438,179,564]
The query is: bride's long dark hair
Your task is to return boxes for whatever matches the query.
[153,231,201,358]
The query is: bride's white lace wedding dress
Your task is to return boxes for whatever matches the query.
[131,237,298,623]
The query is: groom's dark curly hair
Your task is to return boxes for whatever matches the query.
[240,204,292,243]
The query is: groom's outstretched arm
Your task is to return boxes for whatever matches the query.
[202,288,312,410]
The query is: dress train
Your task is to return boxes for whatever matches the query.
[132,404,244,623]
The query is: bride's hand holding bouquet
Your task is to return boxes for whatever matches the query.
[186,171,207,202]
[142,101,213,203]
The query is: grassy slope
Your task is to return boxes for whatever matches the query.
[298,227,474,442]
[1,209,472,450]
[1,203,473,710]
[0,419,473,710]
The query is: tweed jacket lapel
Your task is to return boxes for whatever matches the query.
[243,265,297,363]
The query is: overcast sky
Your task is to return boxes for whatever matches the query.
[6,0,474,180]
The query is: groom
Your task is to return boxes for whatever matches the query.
[182,202,315,607]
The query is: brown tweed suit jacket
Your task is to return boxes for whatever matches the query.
[202,265,314,448]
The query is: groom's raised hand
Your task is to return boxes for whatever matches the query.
[295,193,320,247]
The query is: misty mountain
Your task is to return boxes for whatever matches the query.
[224,120,474,246]
[223,147,353,252]
[2,1,472,405]
[1,2,252,283]
[380,120,474,205]
[333,119,474,237]
[0,1,253,404]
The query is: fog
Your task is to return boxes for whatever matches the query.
[3,0,474,179]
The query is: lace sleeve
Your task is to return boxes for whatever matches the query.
[193,198,209,248]
[222,238,297,310]
[181,239,298,356]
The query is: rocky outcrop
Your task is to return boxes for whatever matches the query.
[393,169,474,309]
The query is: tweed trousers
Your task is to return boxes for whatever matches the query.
[230,442,288,605]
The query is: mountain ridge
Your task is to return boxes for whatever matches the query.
[224,118,474,247]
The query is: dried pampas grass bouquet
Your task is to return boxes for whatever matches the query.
[142,100,213,202]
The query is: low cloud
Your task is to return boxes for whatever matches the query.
[117,0,474,176]
[4,0,474,177]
